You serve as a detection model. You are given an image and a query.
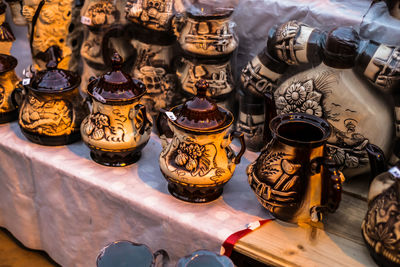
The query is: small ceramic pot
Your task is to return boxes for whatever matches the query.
[125,0,175,32]
[247,113,345,223]
[96,240,169,267]
[12,46,86,145]
[158,80,245,203]
[0,2,15,55]
[177,56,234,98]
[81,52,153,167]
[362,144,400,267]
[0,54,19,123]
[177,250,234,267]
[172,4,238,58]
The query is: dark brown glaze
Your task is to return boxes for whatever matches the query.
[89,140,149,167]
[321,27,361,69]
[0,54,17,74]
[172,80,230,131]
[354,40,380,76]
[366,143,387,183]
[0,2,6,14]
[87,52,146,104]
[186,4,234,20]
[21,128,81,146]
[0,109,18,124]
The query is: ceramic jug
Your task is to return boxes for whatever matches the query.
[177,250,234,267]
[247,113,345,224]
[0,54,19,123]
[158,80,245,203]
[96,240,169,267]
[241,21,397,178]
[385,0,400,19]
[361,143,400,267]
[12,46,86,145]
[81,52,153,166]
[172,4,238,58]
[0,1,15,55]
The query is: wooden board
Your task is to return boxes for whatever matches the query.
[233,179,376,267]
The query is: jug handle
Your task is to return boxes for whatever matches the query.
[171,13,185,39]
[366,143,387,182]
[131,103,152,135]
[153,249,169,267]
[322,157,345,213]
[229,131,246,164]
[11,82,26,109]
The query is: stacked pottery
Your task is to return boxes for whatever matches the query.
[81,52,153,167]
[0,54,19,123]
[13,46,87,145]
[0,1,15,55]
[158,80,245,203]
[124,0,180,116]
[173,4,238,112]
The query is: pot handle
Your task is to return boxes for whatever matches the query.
[11,82,26,109]
[229,131,246,164]
[131,103,152,135]
[171,13,185,39]
[153,249,169,267]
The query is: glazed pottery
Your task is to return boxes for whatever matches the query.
[158,80,245,203]
[177,250,234,267]
[81,52,153,166]
[125,0,175,32]
[9,0,76,70]
[247,113,345,224]
[385,0,400,19]
[177,56,234,98]
[5,0,27,26]
[173,4,238,58]
[0,54,19,123]
[241,20,397,177]
[0,1,15,55]
[362,144,400,267]
[96,240,169,267]
[13,46,86,145]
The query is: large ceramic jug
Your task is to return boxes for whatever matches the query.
[158,80,245,203]
[81,53,153,166]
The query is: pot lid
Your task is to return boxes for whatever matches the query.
[0,54,17,74]
[88,52,146,102]
[171,80,230,131]
[187,4,234,19]
[29,46,80,92]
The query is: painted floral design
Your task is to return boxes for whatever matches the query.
[175,143,206,172]
[84,112,125,142]
[276,80,323,117]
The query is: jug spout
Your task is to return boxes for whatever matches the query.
[366,143,387,181]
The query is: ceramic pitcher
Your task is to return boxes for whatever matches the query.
[158,80,245,203]
[81,52,153,166]
[0,1,15,55]
[12,46,86,145]
[0,54,19,123]
[172,4,238,58]
[247,113,345,223]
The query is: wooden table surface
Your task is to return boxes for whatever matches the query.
[233,176,376,267]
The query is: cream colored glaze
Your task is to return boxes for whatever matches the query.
[174,16,238,57]
[275,64,393,177]
[159,122,237,186]
[81,99,152,151]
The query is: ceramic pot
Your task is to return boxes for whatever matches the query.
[81,52,153,167]
[247,113,345,223]
[96,240,169,267]
[0,2,15,55]
[177,250,234,267]
[172,4,238,58]
[125,0,175,32]
[158,80,245,203]
[385,0,400,19]
[0,54,19,123]
[362,144,400,267]
[12,46,86,145]
[177,56,234,98]
[5,0,27,26]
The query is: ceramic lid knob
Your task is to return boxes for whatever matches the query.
[111,52,123,70]
[322,27,361,69]
[195,79,208,97]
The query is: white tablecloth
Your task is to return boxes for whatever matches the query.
[0,122,270,266]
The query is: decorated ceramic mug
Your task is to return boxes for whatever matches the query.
[247,113,345,223]
[158,80,245,203]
